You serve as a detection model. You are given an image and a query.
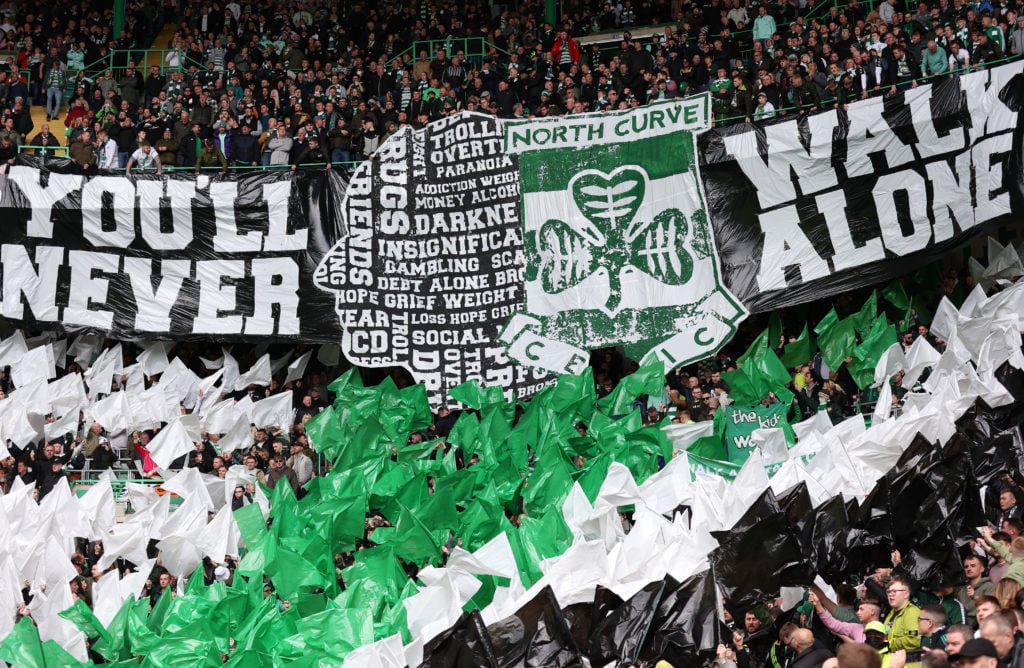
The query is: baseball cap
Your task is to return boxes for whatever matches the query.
[864,621,887,635]
[214,565,230,582]
[950,638,999,660]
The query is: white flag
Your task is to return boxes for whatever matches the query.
[148,419,197,470]
[233,354,272,390]
[284,351,312,385]
[250,391,294,430]
[138,341,173,376]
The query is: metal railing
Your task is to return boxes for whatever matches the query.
[13,147,359,171]
[405,37,513,64]
[71,49,209,83]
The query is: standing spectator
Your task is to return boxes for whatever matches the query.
[126,141,162,175]
[118,63,144,109]
[288,441,313,487]
[789,628,834,667]
[266,454,300,495]
[68,130,96,173]
[43,48,66,122]
[997,487,1022,530]
[972,31,1004,69]
[113,115,138,168]
[887,44,920,94]
[753,6,778,48]
[884,577,922,652]
[212,124,231,163]
[231,123,259,167]
[95,128,118,171]
[753,90,776,119]
[177,122,202,169]
[154,127,178,166]
[551,30,581,72]
[194,136,227,175]
[726,74,753,121]
[921,40,949,77]
[267,128,292,167]
[290,134,328,170]
[327,116,353,165]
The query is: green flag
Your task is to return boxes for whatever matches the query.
[340,547,410,610]
[60,598,112,645]
[848,315,898,388]
[0,617,47,668]
[91,597,136,661]
[851,291,878,336]
[724,403,793,464]
[721,365,761,405]
[814,307,839,335]
[768,312,784,353]
[596,355,666,417]
[779,322,815,369]
[736,328,771,369]
[233,502,268,548]
[817,316,856,370]
[686,451,740,480]
[881,280,910,310]
[378,504,443,566]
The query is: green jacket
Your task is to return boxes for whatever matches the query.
[195,146,228,173]
[884,602,921,652]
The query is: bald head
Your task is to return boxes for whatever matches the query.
[793,628,814,651]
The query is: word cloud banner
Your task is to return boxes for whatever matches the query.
[314,114,553,404]
[0,158,347,341]
[700,61,1024,312]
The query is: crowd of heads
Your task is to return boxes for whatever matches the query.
[715,517,1024,668]
[0,0,1019,172]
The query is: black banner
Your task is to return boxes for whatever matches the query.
[312,115,553,403]
[700,61,1024,312]
[0,156,346,341]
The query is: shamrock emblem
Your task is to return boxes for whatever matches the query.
[535,166,694,315]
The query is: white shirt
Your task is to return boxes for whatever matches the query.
[97,139,118,169]
[129,148,161,171]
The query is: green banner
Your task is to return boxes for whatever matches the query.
[724,404,790,464]
[687,451,740,480]
[499,97,747,377]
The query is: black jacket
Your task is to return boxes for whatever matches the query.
[791,643,835,668]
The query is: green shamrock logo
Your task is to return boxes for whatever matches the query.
[534,166,695,314]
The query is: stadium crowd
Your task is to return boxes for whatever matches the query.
[0,254,1016,668]
[0,0,1018,170]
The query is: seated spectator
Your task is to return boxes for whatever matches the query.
[28,123,61,157]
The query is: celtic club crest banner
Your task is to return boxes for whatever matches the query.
[500,97,747,376]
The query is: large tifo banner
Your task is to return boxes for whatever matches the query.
[0,60,1020,405]
[700,61,1024,311]
[314,98,749,403]
[0,159,346,340]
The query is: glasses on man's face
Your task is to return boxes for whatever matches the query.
[887,588,908,594]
